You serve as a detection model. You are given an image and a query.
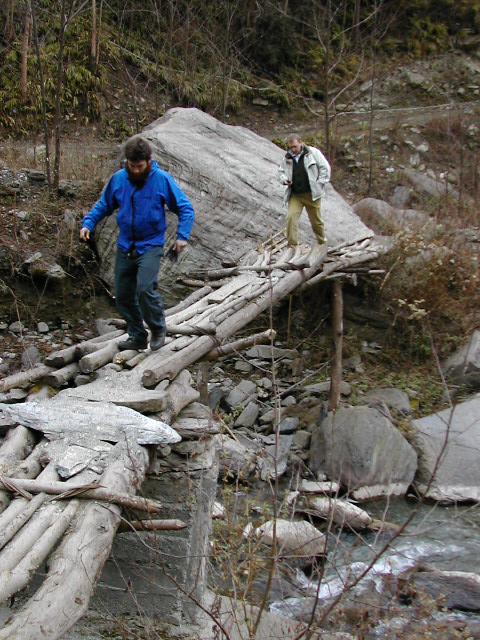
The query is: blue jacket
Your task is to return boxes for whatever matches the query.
[82,161,195,254]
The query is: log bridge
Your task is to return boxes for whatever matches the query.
[0,233,383,639]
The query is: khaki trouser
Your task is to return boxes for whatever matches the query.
[286,192,325,246]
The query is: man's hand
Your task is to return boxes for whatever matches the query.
[80,227,91,242]
[175,239,188,254]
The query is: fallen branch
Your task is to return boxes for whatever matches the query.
[118,518,187,532]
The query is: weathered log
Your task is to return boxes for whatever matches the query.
[125,352,148,368]
[0,442,150,640]
[204,329,276,361]
[118,518,187,532]
[113,349,139,365]
[0,476,163,513]
[167,321,216,336]
[171,336,198,352]
[157,370,200,423]
[44,329,124,367]
[0,426,36,477]
[0,365,56,393]
[180,278,225,288]
[0,499,80,605]
[165,285,213,317]
[0,440,47,516]
[0,492,48,551]
[78,340,122,374]
[43,363,80,388]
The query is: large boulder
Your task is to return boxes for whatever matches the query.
[94,108,373,300]
[310,406,417,499]
[442,330,480,388]
[411,396,480,502]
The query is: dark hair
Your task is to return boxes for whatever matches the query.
[124,136,152,162]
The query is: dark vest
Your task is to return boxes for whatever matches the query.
[290,149,310,194]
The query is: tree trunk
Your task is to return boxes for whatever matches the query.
[52,0,68,192]
[328,279,343,412]
[90,0,97,69]
[20,6,32,103]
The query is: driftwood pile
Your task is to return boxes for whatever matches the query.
[0,233,383,640]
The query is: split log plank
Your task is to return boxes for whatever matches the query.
[165,285,213,317]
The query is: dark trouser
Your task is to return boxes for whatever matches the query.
[114,246,165,342]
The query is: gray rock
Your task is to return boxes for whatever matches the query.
[234,360,252,373]
[257,376,273,390]
[343,355,363,372]
[253,519,326,566]
[411,569,480,611]
[301,496,373,529]
[310,406,417,499]
[411,396,480,502]
[95,108,373,297]
[402,168,460,200]
[245,345,299,360]
[257,435,293,480]
[21,345,42,368]
[27,169,46,182]
[293,430,311,450]
[234,401,260,428]
[299,480,339,494]
[0,388,28,403]
[363,387,411,415]
[281,395,296,407]
[8,321,24,333]
[46,263,66,281]
[217,434,258,479]
[390,186,413,208]
[353,197,428,232]
[259,406,286,424]
[74,374,92,386]
[225,379,257,409]
[208,385,226,410]
[404,69,427,87]
[277,416,299,434]
[303,381,352,397]
[37,321,49,334]
[442,330,480,388]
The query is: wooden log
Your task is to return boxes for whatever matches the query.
[0,365,55,393]
[141,245,328,387]
[165,285,213,317]
[118,518,187,532]
[0,440,48,516]
[329,279,344,413]
[180,278,225,288]
[0,499,80,605]
[44,329,125,367]
[113,349,139,365]
[0,493,48,551]
[42,363,80,388]
[171,336,198,352]
[0,443,150,640]
[167,322,216,336]
[78,340,121,374]
[157,370,200,423]
[0,426,36,477]
[204,329,276,361]
[125,352,148,368]
[165,297,211,326]
[0,476,163,513]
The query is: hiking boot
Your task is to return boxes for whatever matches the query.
[150,329,166,351]
[118,337,148,351]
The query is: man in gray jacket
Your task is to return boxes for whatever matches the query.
[278,134,331,247]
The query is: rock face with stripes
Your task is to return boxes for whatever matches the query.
[94,107,373,300]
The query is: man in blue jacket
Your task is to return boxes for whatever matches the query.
[80,136,195,351]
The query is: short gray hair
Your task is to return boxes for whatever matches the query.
[286,133,302,144]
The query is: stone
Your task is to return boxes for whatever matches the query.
[8,321,24,333]
[21,345,42,368]
[245,345,299,360]
[442,330,480,388]
[74,374,92,386]
[402,168,460,201]
[94,108,373,297]
[302,496,373,529]
[293,430,311,450]
[363,387,411,415]
[281,395,296,407]
[234,359,252,373]
[353,197,429,233]
[234,401,260,428]
[37,321,49,334]
[310,406,417,499]
[225,379,257,409]
[303,381,352,397]
[0,388,29,404]
[259,406,286,424]
[411,396,480,502]
[258,376,273,390]
[208,384,226,410]
[390,185,413,208]
[257,435,293,480]
[411,569,480,611]
[27,169,46,182]
[253,519,326,565]
[277,416,299,434]
[217,434,258,479]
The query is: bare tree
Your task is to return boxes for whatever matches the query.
[20,3,32,103]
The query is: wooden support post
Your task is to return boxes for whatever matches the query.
[329,279,344,413]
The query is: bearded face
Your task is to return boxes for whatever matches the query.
[126,159,151,186]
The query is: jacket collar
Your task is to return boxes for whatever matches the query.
[285,145,309,160]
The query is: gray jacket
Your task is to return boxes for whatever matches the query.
[278,145,331,204]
